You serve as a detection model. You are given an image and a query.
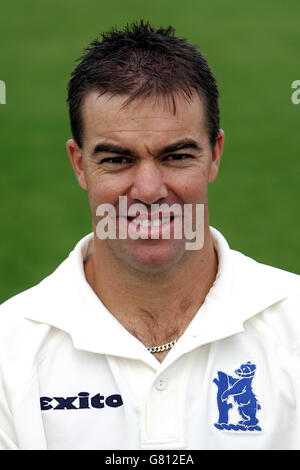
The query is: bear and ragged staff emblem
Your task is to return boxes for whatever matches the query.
[213,362,261,431]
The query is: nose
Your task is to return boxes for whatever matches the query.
[129,161,168,204]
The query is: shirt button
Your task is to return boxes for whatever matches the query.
[155,377,168,391]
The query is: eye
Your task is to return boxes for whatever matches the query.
[165,154,193,161]
[100,156,129,165]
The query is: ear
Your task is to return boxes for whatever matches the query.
[66,139,87,190]
[208,129,224,183]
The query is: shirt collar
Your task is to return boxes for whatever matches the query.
[24,228,290,360]
[180,227,290,347]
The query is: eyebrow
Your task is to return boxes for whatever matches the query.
[92,143,136,157]
[91,138,202,158]
[158,138,202,155]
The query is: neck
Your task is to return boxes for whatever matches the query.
[84,225,218,351]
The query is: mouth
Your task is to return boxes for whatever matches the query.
[125,213,178,239]
[127,214,175,227]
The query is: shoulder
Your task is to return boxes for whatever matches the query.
[0,258,72,369]
[0,258,75,404]
[0,257,70,327]
[0,232,93,328]
[211,226,299,295]
[230,249,300,354]
[230,249,299,291]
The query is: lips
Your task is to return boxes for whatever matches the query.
[124,212,180,240]
[127,214,175,227]
[115,201,182,239]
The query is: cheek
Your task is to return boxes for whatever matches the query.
[86,174,124,207]
[176,175,208,202]
[86,181,120,224]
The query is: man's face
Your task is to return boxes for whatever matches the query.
[67,91,223,273]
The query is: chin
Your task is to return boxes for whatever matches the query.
[109,239,187,274]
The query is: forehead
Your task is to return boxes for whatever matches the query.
[81,90,208,148]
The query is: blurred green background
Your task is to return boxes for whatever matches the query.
[0,0,299,302]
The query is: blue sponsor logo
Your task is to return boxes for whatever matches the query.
[40,392,123,410]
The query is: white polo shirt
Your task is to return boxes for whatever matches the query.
[0,227,299,450]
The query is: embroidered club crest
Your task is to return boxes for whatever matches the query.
[213,362,261,431]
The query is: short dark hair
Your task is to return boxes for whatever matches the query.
[67,20,220,148]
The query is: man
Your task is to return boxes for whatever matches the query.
[0,21,299,450]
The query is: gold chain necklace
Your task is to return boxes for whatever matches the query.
[147,338,178,354]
